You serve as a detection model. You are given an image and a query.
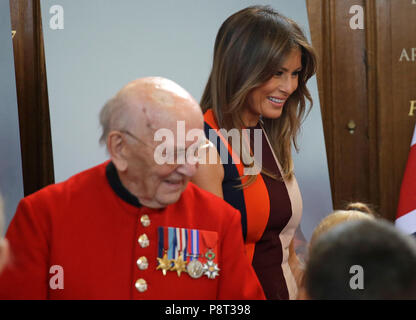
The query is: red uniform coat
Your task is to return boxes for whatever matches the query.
[0,162,265,300]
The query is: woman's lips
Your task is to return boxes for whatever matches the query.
[267,96,285,107]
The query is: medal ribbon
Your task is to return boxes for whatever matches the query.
[157,226,164,258]
[175,227,187,259]
[201,231,218,263]
[199,231,207,262]
[182,228,188,260]
[187,229,199,261]
[174,228,180,260]
[168,227,175,260]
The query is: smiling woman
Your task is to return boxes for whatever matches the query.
[244,48,303,126]
[191,5,317,300]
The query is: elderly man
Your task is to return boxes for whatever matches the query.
[0,77,265,299]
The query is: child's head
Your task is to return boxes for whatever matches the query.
[310,202,375,247]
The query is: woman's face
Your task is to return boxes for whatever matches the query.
[243,48,302,126]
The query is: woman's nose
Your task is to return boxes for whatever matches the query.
[279,75,298,95]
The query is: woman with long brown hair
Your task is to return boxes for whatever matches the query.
[192,5,317,299]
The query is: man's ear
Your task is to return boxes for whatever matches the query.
[0,238,10,273]
[107,131,128,172]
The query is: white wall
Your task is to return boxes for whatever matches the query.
[40,0,332,240]
[0,0,24,232]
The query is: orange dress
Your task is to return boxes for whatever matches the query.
[204,109,303,299]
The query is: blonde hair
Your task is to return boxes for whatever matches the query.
[310,203,375,246]
[201,5,317,184]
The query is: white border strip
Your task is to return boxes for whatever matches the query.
[411,126,416,147]
[395,209,416,235]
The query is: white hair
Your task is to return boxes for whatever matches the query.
[99,95,132,146]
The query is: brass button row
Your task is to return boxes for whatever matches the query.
[135,214,151,293]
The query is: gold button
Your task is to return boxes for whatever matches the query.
[135,278,147,293]
[137,256,148,270]
[138,234,149,248]
[140,214,151,227]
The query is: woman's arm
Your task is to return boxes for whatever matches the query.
[191,144,224,199]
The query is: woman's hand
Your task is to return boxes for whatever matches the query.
[190,141,224,199]
[288,239,306,299]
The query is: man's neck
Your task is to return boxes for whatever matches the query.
[117,170,164,209]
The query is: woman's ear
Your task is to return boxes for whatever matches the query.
[0,238,10,274]
[107,131,128,172]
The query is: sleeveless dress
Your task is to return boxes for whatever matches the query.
[203,109,303,300]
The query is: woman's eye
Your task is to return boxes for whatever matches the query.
[275,71,283,76]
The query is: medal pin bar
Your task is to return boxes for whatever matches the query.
[186,229,204,279]
[171,227,188,277]
[156,227,173,276]
[201,231,220,279]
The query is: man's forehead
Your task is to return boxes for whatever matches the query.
[150,90,175,108]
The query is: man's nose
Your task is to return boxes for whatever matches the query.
[176,161,199,177]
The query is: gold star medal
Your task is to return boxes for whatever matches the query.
[170,228,189,277]
[171,253,188,277]
[156,252,172,276]
[156,227,174,276]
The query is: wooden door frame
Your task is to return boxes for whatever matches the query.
[9,0,54,196]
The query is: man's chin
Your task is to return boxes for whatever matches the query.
[157,185,188,206]
[159,191,183,205]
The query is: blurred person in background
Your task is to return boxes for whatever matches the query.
[304,218,416,299]
[297,202,375,299]
[309,202,375,246]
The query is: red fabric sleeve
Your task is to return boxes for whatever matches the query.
[0,197,49,299]
[217,207,265,300]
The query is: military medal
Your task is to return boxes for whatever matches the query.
[202,260,220,279]
[201,231,220,279]
[170,228,188,277]
[205,249,216,260]
[171,254,187,277]
[186,229,204,279]
[187,259,204,279]
[156,227,173,275]
[156,253,171,276]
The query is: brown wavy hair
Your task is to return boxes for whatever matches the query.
[200,5,317,182]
